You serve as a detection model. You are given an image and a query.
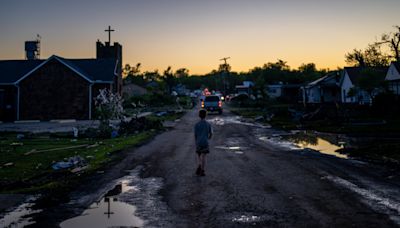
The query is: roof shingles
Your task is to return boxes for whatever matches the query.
[0,55,116,84]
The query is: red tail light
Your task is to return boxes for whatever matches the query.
[218,101,222,107]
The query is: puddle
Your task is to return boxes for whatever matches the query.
[215,146,247,150]
[232,214,261,223]
[256,130,348,159]
[210,116,269,128]
[0,196,41,227]
[60,180,144,228]
[60,196,144,228]
[60,167,175,228]
[284,133,348,159]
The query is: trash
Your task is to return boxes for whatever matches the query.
[71,165,88,173]
[86,143,99,149]
[254,116,264,122]
[155,111,168,117]
[3,162,14,167]
[52,155,86,170]
[16,134,25,140]
[24,149,37,156]
[86,155,94,159]
[70,139,78,142]
[10,142,23,146]
[72,127,79,138]
[111,130,119,138]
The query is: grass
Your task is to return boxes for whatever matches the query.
[0,131,156,192]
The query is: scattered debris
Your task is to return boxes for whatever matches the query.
[16,134,25,140]
[70,165,88,173]
[3,162,14,167]
[72,127,79,138]
[24,144,89,156]
[51,156,86,170]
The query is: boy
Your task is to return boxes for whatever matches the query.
[194,109,212,176]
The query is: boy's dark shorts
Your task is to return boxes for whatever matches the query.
[196,145,210,155]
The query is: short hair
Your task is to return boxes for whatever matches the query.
[199,109,207,119]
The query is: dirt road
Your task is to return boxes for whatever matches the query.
[27,107,400,227]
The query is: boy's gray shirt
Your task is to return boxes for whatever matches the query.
[194,119,212,148]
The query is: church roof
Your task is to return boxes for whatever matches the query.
[0,55,117,84]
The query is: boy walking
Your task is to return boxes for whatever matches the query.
[194,109,212,176]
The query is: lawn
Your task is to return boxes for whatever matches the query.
[0,131,156,192]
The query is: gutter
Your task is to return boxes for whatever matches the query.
[14,84,20,121]
[89,83,93,120]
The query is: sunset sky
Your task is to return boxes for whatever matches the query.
[1,0,399,74]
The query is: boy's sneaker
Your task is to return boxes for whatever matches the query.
[196,166,202,176]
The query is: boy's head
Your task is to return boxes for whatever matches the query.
[199,109,207,119]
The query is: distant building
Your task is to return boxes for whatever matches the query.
[0,40,122,122]
[123,83,148,97]
[385,62,400,95]
[266,83,302,103]
[235,81,254,95]
[301,73,341,104]
[340,67,387,104]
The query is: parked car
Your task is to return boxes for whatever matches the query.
[201,95,223,114]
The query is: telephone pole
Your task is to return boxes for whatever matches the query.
[219,57,230,95]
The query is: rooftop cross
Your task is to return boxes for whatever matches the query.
[104,25,115,43]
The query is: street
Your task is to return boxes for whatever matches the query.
[35,107,400,227]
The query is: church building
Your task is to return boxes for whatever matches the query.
[0,30,122,122]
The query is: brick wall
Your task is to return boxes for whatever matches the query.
[19,59,90,120]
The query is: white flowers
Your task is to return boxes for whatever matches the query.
[95,89,124,121]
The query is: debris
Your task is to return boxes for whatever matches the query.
[3,162,14,167]
[52,155,86,170]
[71,165,88,173]
[73,127,79,138]
[10,142,23,146]
[254,116,264,122]
[155,111,168,117]
[111,130,119,138]
[16,134,25,140]
[86,143,99,149]
[24,149,37,156]
[24,144,88,155]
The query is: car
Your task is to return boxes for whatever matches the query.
[201,95,223,114]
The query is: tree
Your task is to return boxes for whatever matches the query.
[298,63,317,74]
[175,68,189,78]
[162,66,175,94]
[345,45,389,67]
[377,25,400,62]
[123,63,146,86]
[345,49,366,67]
[356,68,386,101]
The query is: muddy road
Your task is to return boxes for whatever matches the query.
[20,107,400,227]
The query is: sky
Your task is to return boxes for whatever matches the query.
[0,0,399,74]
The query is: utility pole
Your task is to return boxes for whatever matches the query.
[219,57,230,95]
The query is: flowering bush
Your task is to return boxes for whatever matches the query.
[95,89,124,122]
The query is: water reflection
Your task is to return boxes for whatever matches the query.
[285,133,348,159]
[60,182,144,228]
[0,196,41,228]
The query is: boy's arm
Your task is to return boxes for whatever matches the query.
[208,124,213,139]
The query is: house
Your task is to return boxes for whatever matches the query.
[385,62,400,95]
[235,81,254,95]
[301,73,341,104]
[267,83,303,102]
[0,40,122,122]
[340,67,387,104]
[122,83,148,98]
[173,84,190,96]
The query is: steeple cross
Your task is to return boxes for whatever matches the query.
[105,25,115,43]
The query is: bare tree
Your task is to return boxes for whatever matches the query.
[376,25,400,62]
